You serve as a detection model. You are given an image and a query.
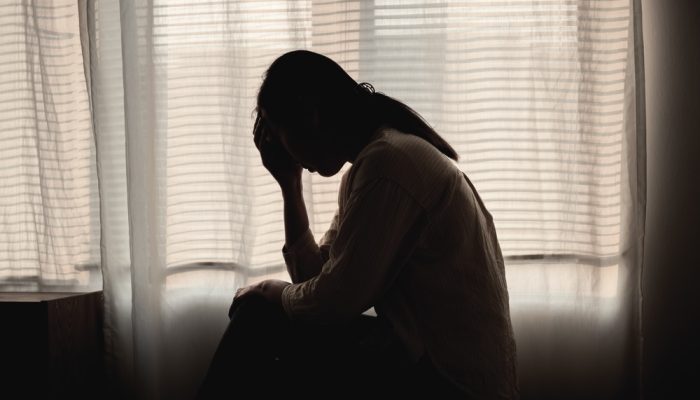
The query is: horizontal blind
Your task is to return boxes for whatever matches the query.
[0,1,99,289]
[149,1,312,269]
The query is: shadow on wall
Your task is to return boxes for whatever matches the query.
[641,0,700,399]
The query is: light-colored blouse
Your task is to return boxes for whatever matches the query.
[281,128,519,399]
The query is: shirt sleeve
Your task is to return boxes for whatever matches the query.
[281,177,426,322]
[282,210,340,283]
[282,229,323,283]
[282,171,349,283]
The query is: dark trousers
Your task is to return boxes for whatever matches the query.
[196,295,463,399]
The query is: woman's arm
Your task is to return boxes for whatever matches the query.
[279,178,326,282]
[281,177,427,323]
[253,115,324,282]
[280,178,309,252]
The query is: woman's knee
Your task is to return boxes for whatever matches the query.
[227,293,285,323]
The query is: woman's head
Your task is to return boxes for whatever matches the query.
[255,50,458,176]
[256,50,367,176]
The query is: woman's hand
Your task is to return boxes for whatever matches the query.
[253,114,302,187]
[231,279,291,314]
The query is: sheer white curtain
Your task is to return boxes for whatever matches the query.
[0,0,100,291]
[2,0,644,399]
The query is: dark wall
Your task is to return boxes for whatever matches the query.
[641,0,700,398]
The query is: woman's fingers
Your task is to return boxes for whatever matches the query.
[234,285,253,300]
[253,127,263,150]
[251,115,303,183]
[253,114,266,150]
[229,284,258,318]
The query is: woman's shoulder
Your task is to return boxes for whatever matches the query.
[347,128,457,201]
[356,127,442,164]
[351,129,412,178]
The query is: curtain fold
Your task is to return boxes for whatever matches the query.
[2,1,644,399]
[0,0,100,291]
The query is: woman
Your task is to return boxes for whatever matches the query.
[197,50,519,399]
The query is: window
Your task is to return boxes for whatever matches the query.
[4,1,633,304]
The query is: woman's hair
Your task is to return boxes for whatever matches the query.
[256,50,458,161]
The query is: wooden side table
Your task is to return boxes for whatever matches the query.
[0,291,105,399]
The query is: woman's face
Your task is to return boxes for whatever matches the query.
[263,109,347,177]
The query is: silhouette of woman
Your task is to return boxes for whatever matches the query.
[197,50,519,399]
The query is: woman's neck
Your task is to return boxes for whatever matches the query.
[342,112,384,163]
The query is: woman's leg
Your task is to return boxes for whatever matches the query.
[197,295,415,399]
[196,295,291,399]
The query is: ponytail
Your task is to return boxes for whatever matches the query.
[359,83,458,161]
